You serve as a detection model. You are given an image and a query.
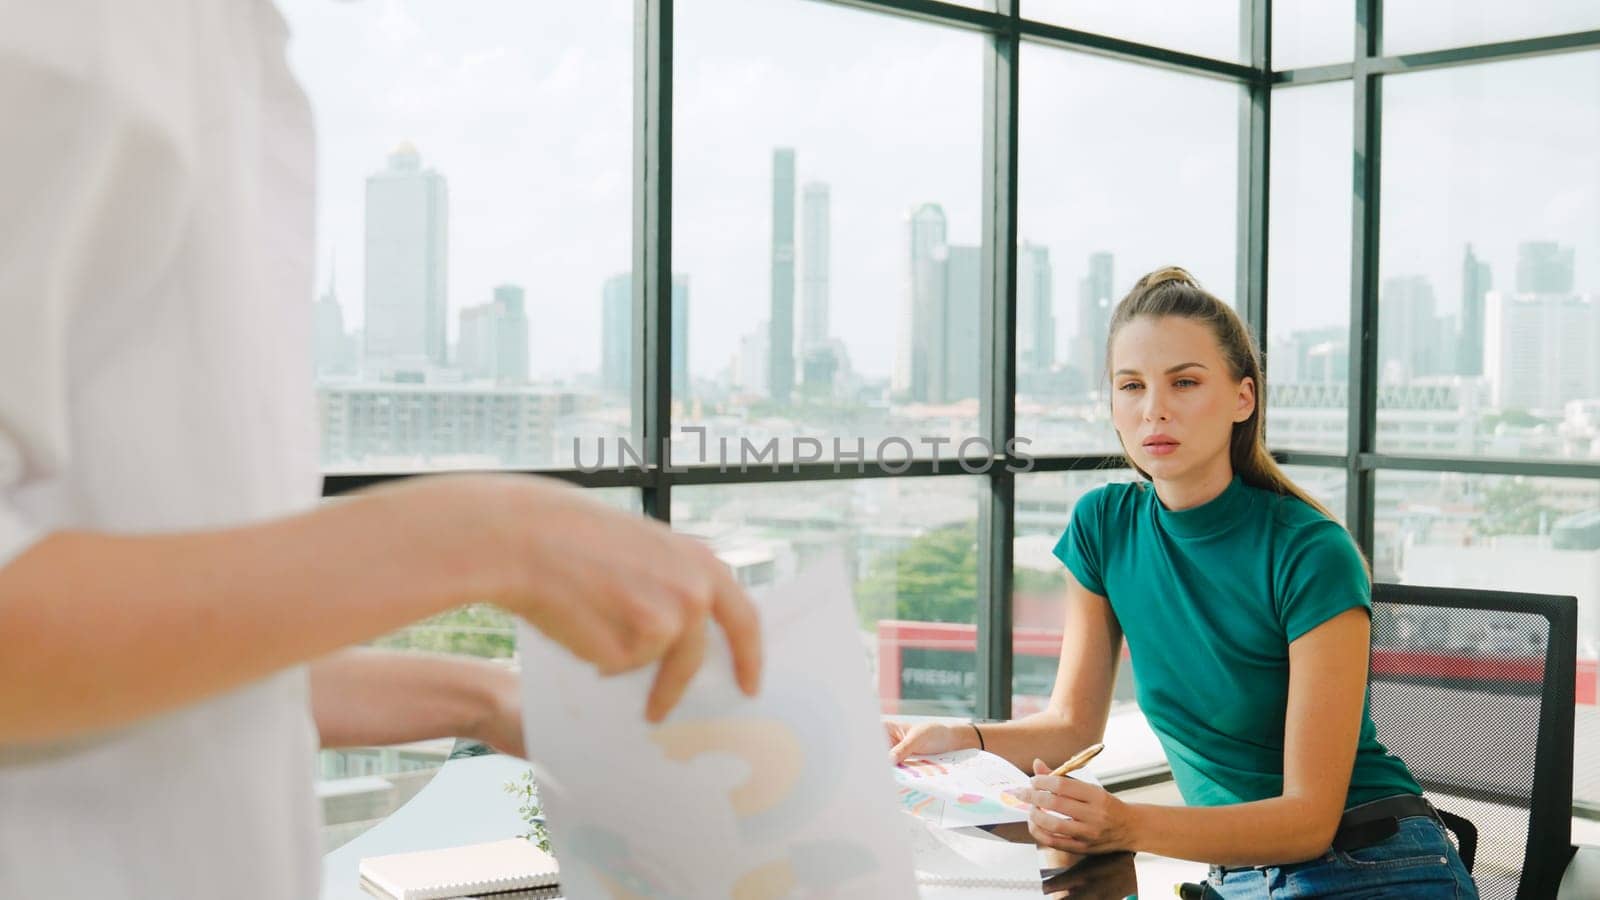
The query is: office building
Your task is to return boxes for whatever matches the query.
[317,382,589,469]
[942,244,981,403]
[899,203,947,402]
[600,273,690,402]
[1486,290,1599,413]
[735,320,770,397]
[1518,240,1576,295]
[769,148,796,404]
[1379,275,1449,383]
[1017,242,1055,379]
[1077,253,1114,392]
[363,142,448,378]
[313,263,356,377]
[895,205,980,404]
[456,284,529,384]
[1460,244,1492,377]
[800,182,831,354]
[601,274,630,395]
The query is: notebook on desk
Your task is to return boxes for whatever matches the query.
[358,838,559,900]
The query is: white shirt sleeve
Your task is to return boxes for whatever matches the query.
[0,10,186,568]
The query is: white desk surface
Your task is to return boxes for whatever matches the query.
[320,751,1207,900]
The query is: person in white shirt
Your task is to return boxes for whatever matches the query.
[0,3,761,897]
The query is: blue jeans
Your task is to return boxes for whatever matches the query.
[1206,815,1479,899]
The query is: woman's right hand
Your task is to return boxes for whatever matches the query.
[885,720,978,764]
[369,473,763,723]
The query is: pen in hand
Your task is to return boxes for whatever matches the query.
[1049,741,1104,778]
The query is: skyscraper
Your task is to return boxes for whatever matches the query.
[1517,241,1576,294]
[313,257,355,377]
[1379,275,1445,382]
[800,182,831,353]
[1460,244,1492,377]
[671,276,690,403]
[899,203,948,403]
[494,284,529,384]
[769,149,796,404]
[601,274,630,395]
[1077,253,1114,391]
[457,284,529,384]
[364,142,448,377]
[1017,242,1055,377]
[894,202,980,404]
[599,273,690,402]
[1274,326,1349,385]
[1486,291,1597,412]
[941,245,981,403]
[736,320,770,397]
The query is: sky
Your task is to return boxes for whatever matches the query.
[279,0,1600,383]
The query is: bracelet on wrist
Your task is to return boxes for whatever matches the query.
[971,722,985,752]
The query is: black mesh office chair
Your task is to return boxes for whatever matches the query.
[1368,583,1578,900]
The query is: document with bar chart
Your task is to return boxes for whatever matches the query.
[892,749,1037,828]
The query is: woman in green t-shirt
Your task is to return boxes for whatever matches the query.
[886,267,1477,898]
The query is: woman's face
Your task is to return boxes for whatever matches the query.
[1108,315,1255,485]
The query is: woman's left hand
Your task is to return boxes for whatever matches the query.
[1025,758,1139,854]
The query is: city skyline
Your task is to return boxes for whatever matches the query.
[321,139,1076,403]
[320,134,1600,430]
[282,1,1600,387]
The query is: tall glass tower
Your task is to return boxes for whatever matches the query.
[363,142,448,377]
[769,148,796,404]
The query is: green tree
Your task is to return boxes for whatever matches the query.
[371,603,517,658]
[1478,477,1552,537]
[1014,565,1067,597]
[1480,408,1545,431]
[856,524,978,624]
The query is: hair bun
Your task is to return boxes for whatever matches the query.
[1138,266,1200,290]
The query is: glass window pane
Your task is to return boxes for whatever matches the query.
[321,486,636,850]
[1267,82,1352,454]
[1281,465,1348,525]
[1017,45,1240,457]
[1011,469,1135,718]
[1384,2,1600,57]
[1013,469,1174,782]
[675,477,983,717]
[1272,0,1354,70]
[1378,52,1600,460]
[1023,1,1244,63]
[285,1,632,473]
[673,0,985,466]
[1375,471,1599,814]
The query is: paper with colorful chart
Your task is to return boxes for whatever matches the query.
[516,554,917,900]
[893,750,1038,829]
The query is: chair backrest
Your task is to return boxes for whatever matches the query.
[1368,583,1577,900]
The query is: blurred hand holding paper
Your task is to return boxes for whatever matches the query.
[517,553,917,899]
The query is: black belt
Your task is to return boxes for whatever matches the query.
[1190,794,1467,896]
[1331,793,1441,852]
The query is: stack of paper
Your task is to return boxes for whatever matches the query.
[900,814,1041,895]
[358,838,558,900]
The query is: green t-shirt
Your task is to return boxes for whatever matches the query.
[1052,476,1421,809]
